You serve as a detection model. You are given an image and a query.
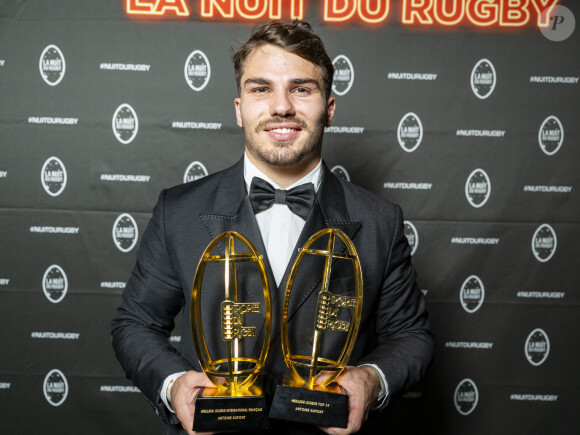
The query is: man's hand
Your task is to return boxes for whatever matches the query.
[171,370,217,435]
[318,365,381,435]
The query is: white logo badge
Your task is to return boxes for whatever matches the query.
[42,265,68,304]
[112,104,138,144]
[113,213,138,253]
[183,161,208,183]
[465,169,491,208]
[460,275,485,313]
[403,221,419,256]
[398,112,423,152]
[525,328,550,366]
[332,55,354,96]
[330,165,351,181]
[184,50,211,91]
[538,116,564,156]
[41,156,67,197]
[454,378,479,416]
[532,224,557,262]
[43,369,68,406]
[471,59,496,99]
[39,45,65,86]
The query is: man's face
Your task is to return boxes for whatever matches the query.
[235,44,335,169]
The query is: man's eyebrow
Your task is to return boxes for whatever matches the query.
[243,77,271,87]
[242,77,321,89]
[292,78,321,88]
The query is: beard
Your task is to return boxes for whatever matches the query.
[244,114,326,167]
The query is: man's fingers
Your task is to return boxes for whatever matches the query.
[314,369,334,383]
[316,366,379,434]
[319,396,364,435]
[345,395,364,433]
[172,371,220,435]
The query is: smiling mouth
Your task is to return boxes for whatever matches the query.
[266,127,301,134]
[263,126,302,142]
[256,116,307,133]
[260,120,306,142]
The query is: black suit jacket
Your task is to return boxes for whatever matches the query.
[111,158,433,433]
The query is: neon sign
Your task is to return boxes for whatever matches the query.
[126,0,190,16]
[401,0,558,27]
[201,0,304,19]
[126,0,560,28]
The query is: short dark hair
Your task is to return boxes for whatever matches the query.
[232,21,334,98]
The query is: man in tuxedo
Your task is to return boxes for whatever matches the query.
[111,21,433,435]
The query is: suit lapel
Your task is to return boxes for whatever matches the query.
[198,159,275,322]
[198,159,257,245]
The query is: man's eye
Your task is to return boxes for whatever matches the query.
[252,87,269,93]
[294,87,310,94]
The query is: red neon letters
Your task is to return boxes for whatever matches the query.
[324,0,390,23]
[402,0,559,27]
[126,0,560,28]
[201,0,304,20]
[126,0,190,16]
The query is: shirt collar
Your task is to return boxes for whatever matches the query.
[243,152,323,193]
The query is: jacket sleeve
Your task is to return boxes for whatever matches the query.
[356,204,434,409]
[111,190,195,424]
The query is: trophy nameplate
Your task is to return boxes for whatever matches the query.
[269,228,363,428]
[190,231,271,431]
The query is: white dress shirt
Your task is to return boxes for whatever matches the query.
[243,153,322,287]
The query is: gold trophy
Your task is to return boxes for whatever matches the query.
[190,231,271,431]
[269,228,363,428]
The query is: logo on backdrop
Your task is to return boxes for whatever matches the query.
[43,369,68,406]
[532,224,557,262]
[540,5,576,42]
[538,116,564,156]
[39,45,65,86]
[41,156,67,197]
[525,328,550,366]
[332,55,354,96]
[454,378,478,416]
[460,275,485,313]
[112,104,138,144]
[403,221,419,256]
[465,169,491,208]
[398,113,423,152]
[471,59,496,99]
[330,165,351,181]
[183,161,208,183]
[42,265,68,304]
[184,50,211,91]
[113,213,138,253]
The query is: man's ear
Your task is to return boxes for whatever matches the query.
[234,98,243,128]
[326,97,336,127]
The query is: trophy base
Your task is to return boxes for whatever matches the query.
[192,384,269,431]
[268,378,348,428]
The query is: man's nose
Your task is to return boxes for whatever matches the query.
[269,91,295,117]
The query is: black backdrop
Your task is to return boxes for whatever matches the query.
[0,1,579,433]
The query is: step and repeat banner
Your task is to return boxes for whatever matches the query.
[0,1,578,433]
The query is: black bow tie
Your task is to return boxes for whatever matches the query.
[249,177,315,220]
